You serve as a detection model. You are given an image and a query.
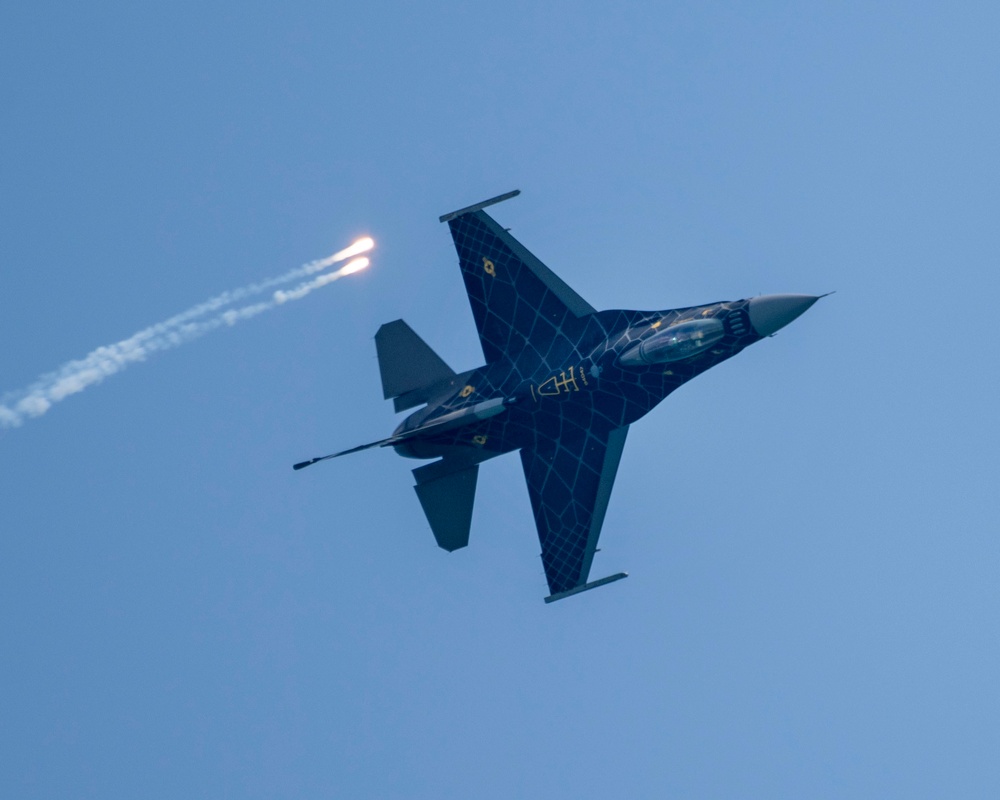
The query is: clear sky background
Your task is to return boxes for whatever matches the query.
[2,3,998,797]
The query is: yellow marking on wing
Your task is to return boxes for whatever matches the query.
[482,258,496,277]
[460,385,475,398]
[472,435,488,446]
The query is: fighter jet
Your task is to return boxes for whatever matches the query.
[295,191,824,603]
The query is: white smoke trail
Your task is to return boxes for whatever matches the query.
[0,249,372,429]
[127,236,375,333]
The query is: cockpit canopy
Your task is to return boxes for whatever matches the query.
[618,318,725,366]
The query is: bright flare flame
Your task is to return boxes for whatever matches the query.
[330,237,374,262]
[306,237,375,272]
[339,256,370,276]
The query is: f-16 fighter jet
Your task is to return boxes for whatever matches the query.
[295,191,824,603]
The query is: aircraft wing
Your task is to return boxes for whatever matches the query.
[519,425,629,601]
[445,205,596,364]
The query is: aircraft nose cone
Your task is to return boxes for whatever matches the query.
[748,294,820,337]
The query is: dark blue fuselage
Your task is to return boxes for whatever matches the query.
[394,299,761,461]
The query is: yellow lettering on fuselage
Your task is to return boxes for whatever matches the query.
[532,365,587,399]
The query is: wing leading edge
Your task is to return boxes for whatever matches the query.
[519,425,630,601]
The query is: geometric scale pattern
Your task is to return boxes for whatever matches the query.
[395,208,762,597]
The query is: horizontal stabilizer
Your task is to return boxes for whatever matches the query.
[544,572,628,604]
[413,461,479,551]
[375,320,455,412]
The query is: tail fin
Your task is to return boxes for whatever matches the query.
[375,320,455,412]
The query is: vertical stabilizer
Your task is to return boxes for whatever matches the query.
[375,320,456,412]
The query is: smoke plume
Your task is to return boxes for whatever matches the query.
[0,242,372,429]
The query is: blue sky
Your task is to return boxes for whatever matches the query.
[2,3,998,797]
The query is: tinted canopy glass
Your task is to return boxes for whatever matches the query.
[619,318,725,366]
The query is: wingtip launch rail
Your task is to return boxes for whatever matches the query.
[438,189,521,223]
[544,572,629,604]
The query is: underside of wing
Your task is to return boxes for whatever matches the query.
[519,425,629,599]
[446,207,596,364]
